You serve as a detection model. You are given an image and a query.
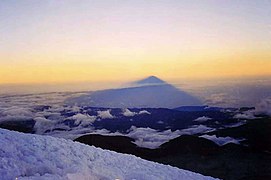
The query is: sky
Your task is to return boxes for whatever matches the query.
[0,0,271,85]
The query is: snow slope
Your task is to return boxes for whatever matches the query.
[0,128,216,180]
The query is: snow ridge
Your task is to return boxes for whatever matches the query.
[0,128,216,180]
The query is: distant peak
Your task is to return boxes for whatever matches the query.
[135,76,166,85]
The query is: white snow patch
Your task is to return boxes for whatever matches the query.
[0,128,216,180]
[97,110,114,119]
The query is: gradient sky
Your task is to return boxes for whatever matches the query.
[0,0,271,85]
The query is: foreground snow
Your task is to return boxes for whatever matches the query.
[0,128,216,180]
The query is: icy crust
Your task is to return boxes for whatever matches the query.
[0,128,216,180]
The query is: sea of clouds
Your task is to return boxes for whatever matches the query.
[0,88,271,149]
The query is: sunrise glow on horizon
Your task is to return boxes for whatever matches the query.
[1,0,271,85]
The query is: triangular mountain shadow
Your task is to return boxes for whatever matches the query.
[134,76,166,86]
[67,76,202,108]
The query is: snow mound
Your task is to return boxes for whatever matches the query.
[0,128,216,180]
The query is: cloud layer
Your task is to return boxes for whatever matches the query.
[193,116,212,122]
[200,135,244,146]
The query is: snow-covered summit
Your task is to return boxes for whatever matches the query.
[0,128,216,180]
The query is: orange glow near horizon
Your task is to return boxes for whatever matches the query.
[0,1,271,85]
[1,51,270,85]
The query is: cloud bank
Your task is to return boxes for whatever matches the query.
[254,98,271,116]
[97,110,114,119]
[200,135,244,146]
[123,109,137,117]
[193,116,212,122]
